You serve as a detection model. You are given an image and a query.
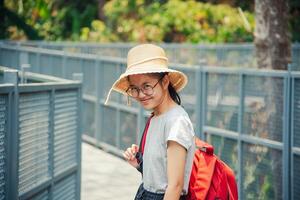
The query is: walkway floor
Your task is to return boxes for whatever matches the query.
[81,142,141,200]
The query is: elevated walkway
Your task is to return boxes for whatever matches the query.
[81,142,140,200]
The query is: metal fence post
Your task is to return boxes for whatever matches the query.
[36,50,41,74]
[283,67,292,200]
[73,72,83,200]
[291,71,294,200]
[200,70,207,140]
[237,71,245,199]
[116,64,122,149]
[290,70,295,200]
[62,52,67,79]
[49,89,55,200]
[95,61,103,144]
[20,64,30,84]
[4,69,19,200]
[4,90,12,200]
[195,65,202,138]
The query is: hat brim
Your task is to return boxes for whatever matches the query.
[111,66,188,95]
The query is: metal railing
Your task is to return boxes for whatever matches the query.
[0,66,82,200]
[3,40,300,70]
[0,43,299,200]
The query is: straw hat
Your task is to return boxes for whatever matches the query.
[104,44,188,105]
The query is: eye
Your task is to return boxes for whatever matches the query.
[127,86,137,93]
[143,84,152,91]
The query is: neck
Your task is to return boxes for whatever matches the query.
[153,93,177,116]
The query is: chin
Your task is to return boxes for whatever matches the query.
[139,101,156,110]
[141,104,154,110]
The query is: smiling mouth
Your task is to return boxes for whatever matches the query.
[140,98,152,102]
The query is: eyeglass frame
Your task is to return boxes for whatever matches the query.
[126,75,165,98]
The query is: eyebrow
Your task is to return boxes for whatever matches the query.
[129,81,151,87]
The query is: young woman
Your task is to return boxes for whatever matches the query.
[105,44,195,200]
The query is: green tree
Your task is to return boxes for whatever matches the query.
[97,0,254,43]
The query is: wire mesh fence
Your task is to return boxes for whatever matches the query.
[0,43,299,200]
[3,41,300,70]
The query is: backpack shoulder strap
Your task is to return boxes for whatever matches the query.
[138,113,154,154]
[195,137,214,155]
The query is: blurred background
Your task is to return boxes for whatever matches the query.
[1,0,299,43]
[1,0,300,200]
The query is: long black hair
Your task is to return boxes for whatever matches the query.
[156,72,181,105]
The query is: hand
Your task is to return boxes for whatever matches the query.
[123,144,139,168]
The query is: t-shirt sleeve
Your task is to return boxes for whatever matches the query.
[164,115,195,150]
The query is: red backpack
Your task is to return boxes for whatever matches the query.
[139,116,238,200]
[186,137,238,200]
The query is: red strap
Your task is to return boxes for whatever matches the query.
[195,137,214,155]
[140,114,153,154]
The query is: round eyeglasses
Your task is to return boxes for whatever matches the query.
[126,76,164,98]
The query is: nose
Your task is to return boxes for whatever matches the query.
[137,90,146,99]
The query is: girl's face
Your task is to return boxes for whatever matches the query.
[127,74,169,110]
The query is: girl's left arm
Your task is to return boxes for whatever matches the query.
[164,140,187,200]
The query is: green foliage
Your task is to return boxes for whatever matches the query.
[3,0,299,42]
[80,20,118,42]
[95,0,255,43]
[4,0,98,40]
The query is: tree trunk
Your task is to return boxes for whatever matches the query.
[254,0,291,70]
[98,0,105,21]
[253,0,291,199]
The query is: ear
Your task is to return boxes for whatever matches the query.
[161,75,170,90]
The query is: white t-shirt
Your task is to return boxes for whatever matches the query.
[142,104,195,195]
